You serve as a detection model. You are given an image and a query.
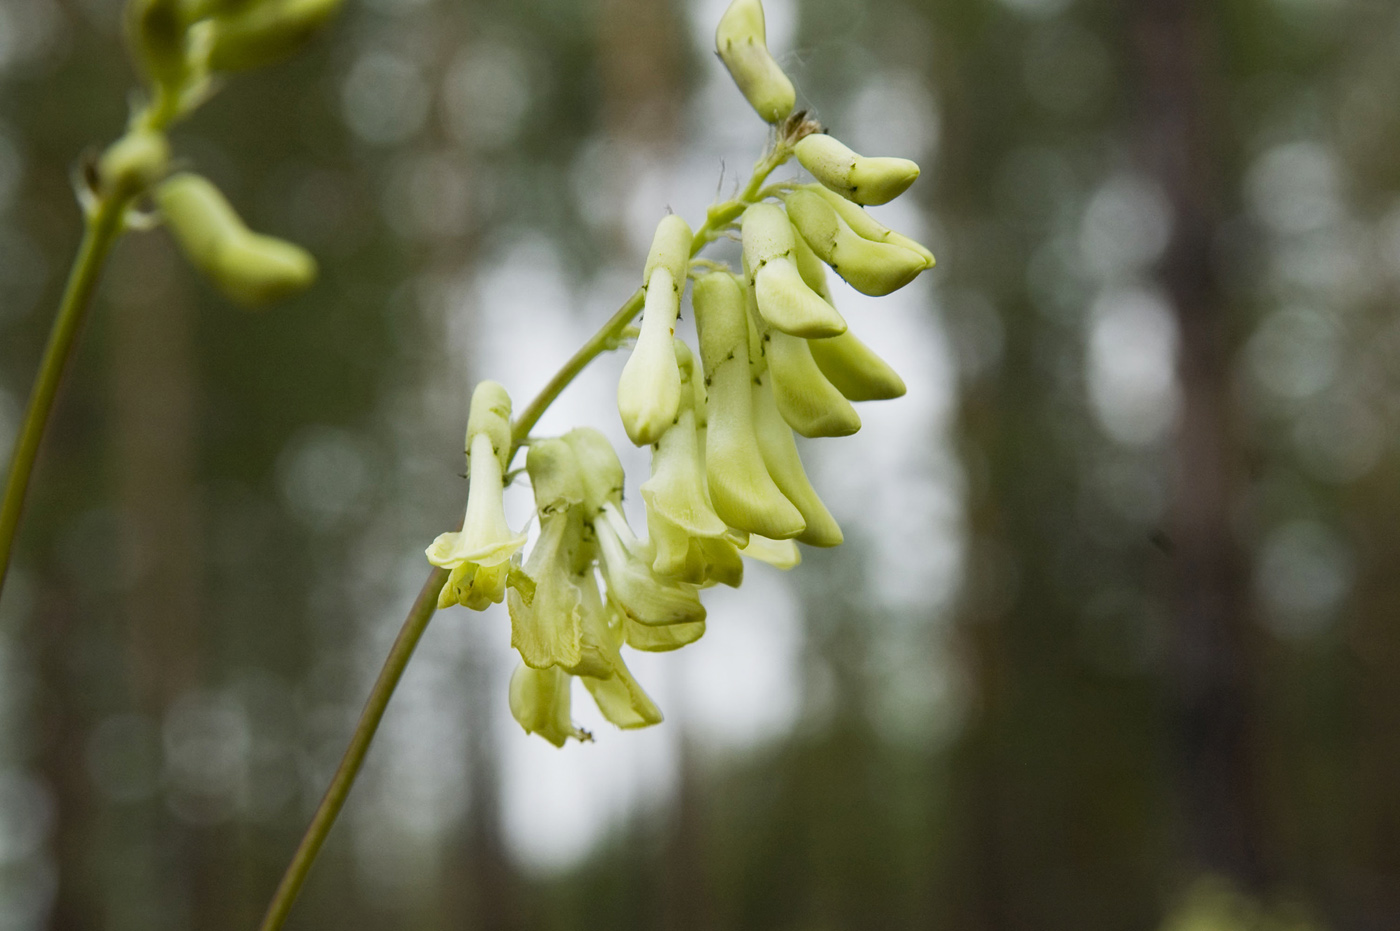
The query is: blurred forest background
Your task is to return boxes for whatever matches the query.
[2,0,1400,928]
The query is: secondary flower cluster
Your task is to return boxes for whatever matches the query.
[425,0,934,745]
[101,0,333,308]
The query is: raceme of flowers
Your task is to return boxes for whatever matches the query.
[98,0,336,308]
[426,0,936,746]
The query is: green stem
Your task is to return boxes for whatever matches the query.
[509,288,645,449]
[0,195,130,600]
[256,564,448,931]
[254,139,794,931]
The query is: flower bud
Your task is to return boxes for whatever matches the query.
[785,188,928,296]
[714,0,795,124]
[206,0,344,73]
[467,379,514,471]
[97,130,170,199]
[617,268,682,446]
[509,665,589,747]
[563,428,625,517]
[752,378,842,547]
[801,184,935,266]
[794,133,920,206]
[644,214,693,287]
[742,205,846,338]
[808,331,906,401]
[765,329,860,437]
[156,173,316,307]
[693,273,805,540]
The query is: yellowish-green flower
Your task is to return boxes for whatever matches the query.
[752,375,843,547]
[797,183,935,266]
[595,503,706,627]
[576,570,664,729]
[617,216,694,446]
[765,328,861,438]
[784,187,928,296]
[508,664,590,747]
[508,439,596,672]
[790,227,907,401]
[741,204,846,338]
[427,382,527,610]
[155,173,317,307]
[692,272,806,540]
[794,133,921,206]
[714,0,795,124]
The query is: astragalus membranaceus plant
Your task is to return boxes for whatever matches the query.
[267,0,935,924]
[0,0,937,926]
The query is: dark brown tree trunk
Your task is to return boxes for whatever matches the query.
[1132,0,1269,892]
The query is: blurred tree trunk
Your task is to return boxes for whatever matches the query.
[107,234,207,930]
[444,644,520,931]
[1131,0,1270,892]
[660,735,713,931]
[36,582,100,931]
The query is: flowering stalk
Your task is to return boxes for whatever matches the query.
[255,121,805,930]
[0,194,131,594]
[270,0,932,924]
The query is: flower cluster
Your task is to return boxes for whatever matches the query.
[99,0,336,308]
[427,0,934,745]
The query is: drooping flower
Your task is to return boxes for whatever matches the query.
[795,183,935,266]
[764,327,861,438]
[508,439,599,672]
[594,502,706,627]
[714,0,795,124]
[784,187,928,296]
[155,173,317,307]
[617,216,694,446]
[793,133,921,206]
[508,664,590,747]
[576,570,664,729]
[692,272,806,540]
[426,381,527,610]
[751,375,843,547]
[740,204,846,338]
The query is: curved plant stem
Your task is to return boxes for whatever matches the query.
[0,195,130,601]
[255,139,795,931]
[256,564,448,931]
[510,288,645,446]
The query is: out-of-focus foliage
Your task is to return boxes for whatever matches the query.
[1,0,1399,929]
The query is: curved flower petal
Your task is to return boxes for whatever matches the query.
[508,512,585,670]
[741,534,801,569]
[595,504,705,626]
[508,665,591,747]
